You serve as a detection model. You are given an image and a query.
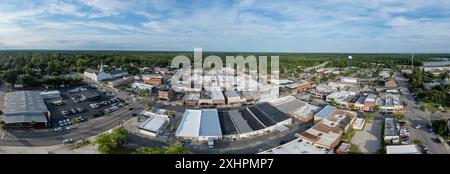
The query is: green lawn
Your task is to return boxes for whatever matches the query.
[341,128,357,143]
[349,144,361,154]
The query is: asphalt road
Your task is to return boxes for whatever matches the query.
[395,72,449,154]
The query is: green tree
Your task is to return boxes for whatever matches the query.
[165,144,188,154]
[135,147,164,154]
[139,89,151,96]
[431,119,449,138]
[373,105,381,112]
[94,126,128,154]
[329,99,337,106]
[145,102,153,110]
[394,113,405,121]
[95,133,115,154]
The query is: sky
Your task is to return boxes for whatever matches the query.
[1,0,450,53]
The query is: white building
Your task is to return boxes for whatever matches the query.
[377,94,403,113]
[84,68,128,82]
[259,138,331,154]
[138,112,170,137]
[131,82,154,91]
[175,109,222,142]
[40,90,61,99]
[340,77,358,84]
[386,145,421,154]
[225,91,246,105]
[384,118,400,144]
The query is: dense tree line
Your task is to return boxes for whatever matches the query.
[1,51,449,87]
[410,69,450,106]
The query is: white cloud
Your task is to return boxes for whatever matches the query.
[1,0,450,52]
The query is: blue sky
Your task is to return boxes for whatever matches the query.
[1,0,450,52]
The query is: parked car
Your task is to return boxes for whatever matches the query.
[62,138,73,144]
[54,127,65,132]
[421,145,429,152]
[415,124,423,129]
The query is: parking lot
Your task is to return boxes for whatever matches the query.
[45,85,122,130]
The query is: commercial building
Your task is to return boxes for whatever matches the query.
[143,75,164,85]
[183,93,200,106]
[419,61,450,73]
[340,77,358,84]
[218,103,292,140]
[40,90,61,99]
[269,96,319,122]
[353,95,366,111]
[300,106,357,150]
[3,91,50,127]
[259,138,331,154]
[131,82,154,91]
[138,111,170,137]
[285,81,311,94]
[386,145,421,154]
[175,109,222,142]
[377,94,403,113]
[309,83,334,99]
[80,91,100,101]
[326,91,356,108]
[224,91,246,105]
[107,76,135,88]
[364,94,377,111]
[336,143,351,154]
[84,68,128,82]
[352,118,365,130]
[158,86,174,101]
[384,118,400,144]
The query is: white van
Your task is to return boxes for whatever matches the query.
[207,138,214,149]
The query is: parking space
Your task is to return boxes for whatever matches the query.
[351,120,382,153]
[45,85,123,130]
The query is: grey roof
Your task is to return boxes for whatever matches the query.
[199,109,222,136]
[273,100,307,113]
[422,61,450,67]
[4,91,49,115]
[225,91,240,98]
[385,118,398,136]
[314,105,336,119]
[109,69,128,75]
[2,115,48,124]
[228,110,254,133]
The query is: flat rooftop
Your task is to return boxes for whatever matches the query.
[384,118,398,137]
[386,145,421,154]
[260,138,330,154]
[4,91,48,114]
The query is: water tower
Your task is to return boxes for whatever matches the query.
[347,55,352,68]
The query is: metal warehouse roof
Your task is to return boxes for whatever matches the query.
[199,109,222,136]
[4,91,49,115]
[175,109,222,138]
[384,118,398,137]
[422,61,450,67]
[3,115,48,124]
[176,110,202,137]
[314,105,336,119]
[139,114,169,133]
